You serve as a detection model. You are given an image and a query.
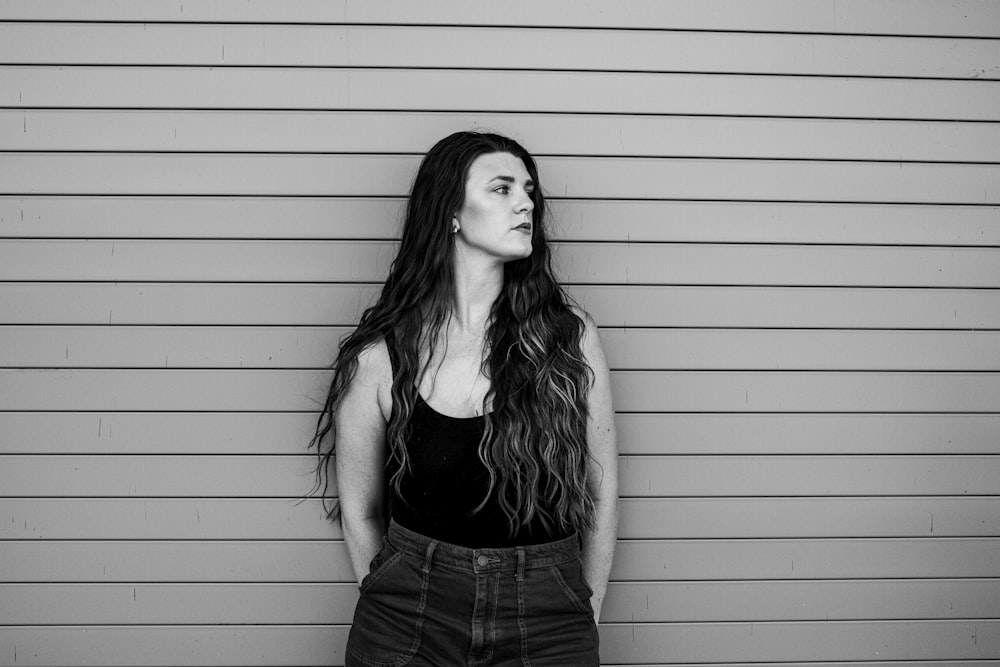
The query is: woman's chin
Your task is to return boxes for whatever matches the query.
[503,245,534,263]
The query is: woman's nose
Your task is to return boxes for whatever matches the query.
[516,191,534,213]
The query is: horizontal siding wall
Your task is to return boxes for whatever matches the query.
[1,2,999,665]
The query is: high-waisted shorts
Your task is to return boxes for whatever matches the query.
[345,520,600,666]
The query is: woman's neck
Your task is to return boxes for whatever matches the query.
[451,252,503,335]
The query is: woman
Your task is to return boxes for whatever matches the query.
[311,131,618,666]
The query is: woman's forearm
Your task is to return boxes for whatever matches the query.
[578,310,619,623]
[342,514,387,585]
[581,493,618,622]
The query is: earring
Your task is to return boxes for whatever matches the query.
[452,222,460,234]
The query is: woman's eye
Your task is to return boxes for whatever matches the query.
[495,186,509,194]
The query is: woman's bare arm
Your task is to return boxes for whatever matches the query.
[334,339,392,585]
[578,312,619,623]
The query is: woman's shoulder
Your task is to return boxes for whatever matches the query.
[356,337,393,380]
[353,337,394,421]
[568,304,599,336]
[567,305,606,367]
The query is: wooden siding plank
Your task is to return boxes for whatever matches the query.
[4,497,998,540]
[597,621,1000,662]
[0,325,345,369]
[614,414,1000,455]
[611,371,1000,413]
[0,368,331,412]
[618,455,1000,497]
[3,196,998,246]
[1,621,998,664]
[555,243,1000,287]
[5,154,1000,203]
[4,67,998,120]
[0,626,350,667]
[0,196,405,240]
[0,0,995,36]
[6,579,1000,624]
[10,116,1000,168]
[572,285,1000,329]
[4,413,999,456]
[610,538,1000,581]
[5,538,1000,583]
[3,454,1000,498]
[2,369,999,412]
[4,283,998,329]
[5,111,1000,162]
[0,498,342,540]
[0,240,399,282]
[0,283,380,326]
[616,498,1000,539]
[0,325,346,369]
[599,329,1000,371]
[0,412,325,455]
[0,454,316,498]
[0,540,358,583]
[3,24,996,79]
[6,326,1000,371]
[4,240,1000,287]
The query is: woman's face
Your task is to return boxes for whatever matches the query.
[453,151,535,264]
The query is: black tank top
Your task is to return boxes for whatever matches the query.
[385,336,571,548]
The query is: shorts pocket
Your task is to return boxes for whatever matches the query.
[347,550,426,667]
[549,558,595,618]
[359,543,404,595]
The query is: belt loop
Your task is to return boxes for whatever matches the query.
[423,539,437,574]
[515,546,526,581]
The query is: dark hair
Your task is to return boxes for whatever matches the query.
[310,131,594,535]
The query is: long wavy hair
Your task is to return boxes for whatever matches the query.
[310,131,594,536]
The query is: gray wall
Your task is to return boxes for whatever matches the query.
[1,1,999,664]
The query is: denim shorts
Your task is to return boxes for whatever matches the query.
[345,520,600,666]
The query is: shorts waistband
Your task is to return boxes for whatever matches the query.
[386,519,581,574]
